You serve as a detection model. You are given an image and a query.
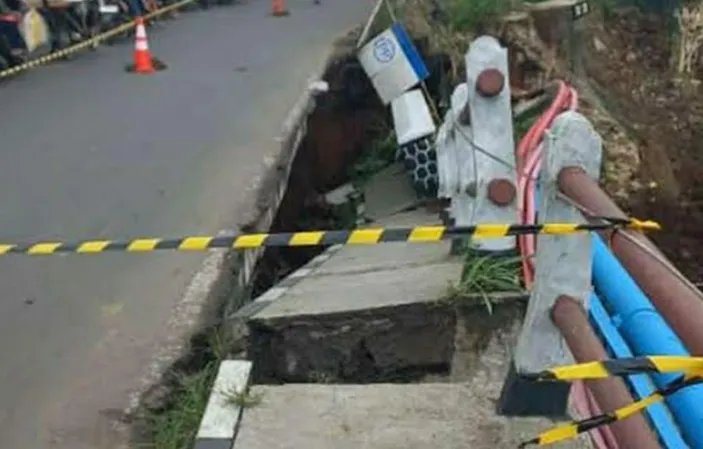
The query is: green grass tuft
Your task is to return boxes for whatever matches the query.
[446,249,523,314]
[223,387,263,409]
[143,362,219,449]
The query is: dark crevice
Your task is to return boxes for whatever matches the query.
[248,48,384,301]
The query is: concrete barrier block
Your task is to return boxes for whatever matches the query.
[194,360,253,449]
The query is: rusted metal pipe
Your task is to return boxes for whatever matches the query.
[552,295,662,449]
[476,68,505,97]
[487,178,516,206]
[558,166,703,356]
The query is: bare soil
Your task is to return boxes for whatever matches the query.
[583,9,703,281]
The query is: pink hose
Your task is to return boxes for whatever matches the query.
[517,81,578,289]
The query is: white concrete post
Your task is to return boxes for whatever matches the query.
[499,110,603,416]
[436,35,517,254]
[435,83,475,253]
[464,36,518,253]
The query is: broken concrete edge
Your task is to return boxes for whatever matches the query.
[123,28,358,424]
[193,360,253,449]
[245,290,528,383]
[243,286,529,327]
[248,297,452,328]
[231,244,344,319]
[247,298,457,383]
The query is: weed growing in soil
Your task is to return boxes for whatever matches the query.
[143,361,219,449]
[445,249,523,314]
[224,386,263,409]
[138,325,244,449]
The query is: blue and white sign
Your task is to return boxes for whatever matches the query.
[358,23,430,105]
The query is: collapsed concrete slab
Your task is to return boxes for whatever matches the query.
[234,302,591,449]
[247,209,461,383]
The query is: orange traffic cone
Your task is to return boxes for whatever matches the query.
[271,0,289,16]
[126,17,166,73]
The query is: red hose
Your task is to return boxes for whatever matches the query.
[516,81,576,289]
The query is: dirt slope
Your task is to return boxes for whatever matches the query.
[583,9,703,281]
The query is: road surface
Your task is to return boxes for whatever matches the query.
[0,1,372,447]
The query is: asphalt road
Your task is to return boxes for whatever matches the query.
[0,0,372,447]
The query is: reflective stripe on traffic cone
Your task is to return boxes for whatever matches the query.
[125,17,167,73]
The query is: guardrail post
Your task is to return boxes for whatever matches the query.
[436,35,517,255]
[436,82,472,254]
[464,36,517,254]
[497,110,602,416]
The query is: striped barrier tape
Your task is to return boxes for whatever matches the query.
[0,219,659,256]
[519,357,703,447]
[522,356,703,382]
[0,0,195,79]
[521,375,703,447]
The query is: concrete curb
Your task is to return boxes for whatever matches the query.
[193,360,253,449]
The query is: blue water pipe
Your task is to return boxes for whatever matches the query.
[589,293,688,449]
[592,235,703,448]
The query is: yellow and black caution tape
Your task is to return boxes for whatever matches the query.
[519,357,703,447]
[520,375,703,447]
[0,0,195,79]
[522,356,703,382]
[0,218,660,256]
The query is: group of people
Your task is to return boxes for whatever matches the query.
[0,0,215,70]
